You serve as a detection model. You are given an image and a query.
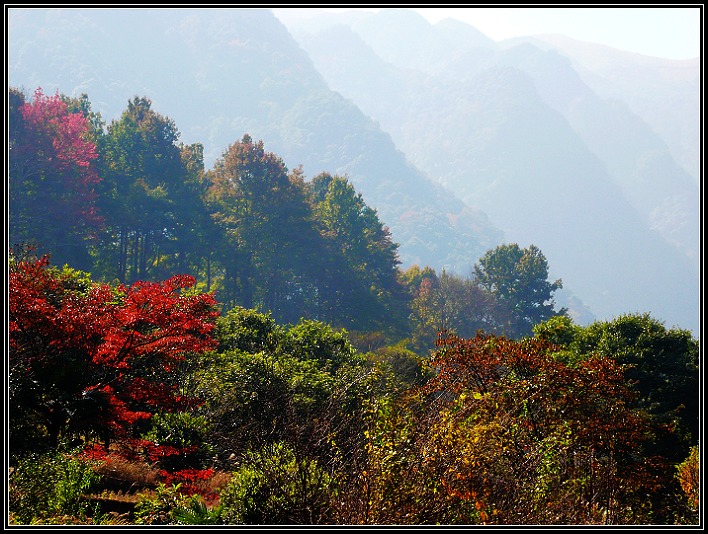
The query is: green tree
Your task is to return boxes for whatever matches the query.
[165,142,220,284]
[474,243,565,338]
[308,172,406,335]
[214,305,283,354]
[97,97,209,283]
[365,341,433,390]
[284,318,361,372]
[194,307,395,487]
[534,313,700,462]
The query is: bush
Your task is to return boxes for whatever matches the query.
[215,306,282,353]
[219,442,335,524]
[676,446,699,511]
[9,450,103,524]
[367,342,433,388]
[134,483,204,525]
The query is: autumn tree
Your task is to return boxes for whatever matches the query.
[343,330,677,524]
[405,266,500,354]
[206,135,322,323]
[675,446,699,516]
[8,249,219,460]
[9,87,102,271]
[426,331,687,523]
[534,313,700,464]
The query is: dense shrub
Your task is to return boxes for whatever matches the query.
[9,449,103,524]
[219,442,335,524]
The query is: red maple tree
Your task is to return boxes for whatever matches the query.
[9,88,103,268]
[9,250,219,453]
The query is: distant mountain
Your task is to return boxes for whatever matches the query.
[277,8,700,336]
[7,7,503,280]
[517,34,700,185]
[491,42,699,266]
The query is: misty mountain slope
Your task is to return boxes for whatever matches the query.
[512,34,700,184]
[290,10,698,266]
[243,84,504,271]
[420,64,698,334]
[280,9,699,335]
[286,24,428,142]
[491,43,699,266]
[7,7,503,276]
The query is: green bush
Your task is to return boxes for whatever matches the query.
[219,442,335,524]
[9,450,102,524]
[134,483,203,525]
[284,318,361,371]
[367,342,433,388]
[215,306,282,353]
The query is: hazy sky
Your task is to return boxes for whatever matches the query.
[274,6,701,60]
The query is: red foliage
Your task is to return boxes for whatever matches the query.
[21,89,98,170]
[16,88,102,229]
[421,331,666,519]
[137,439,198,463]
[80,443,110,461]
[9,254,219,446]
[159,468,217,498]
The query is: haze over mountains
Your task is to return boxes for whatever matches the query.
[7,7,700,336]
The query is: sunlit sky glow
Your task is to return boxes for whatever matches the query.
[273,6,701,60]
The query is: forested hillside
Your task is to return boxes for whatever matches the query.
[8,87,562,341]
[526,33,700,184]
[9,7,700,335]
[7,7,503,281]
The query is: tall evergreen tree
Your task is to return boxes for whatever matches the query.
[206,135,321,322]
[96,97,208,283]
[309,173,406,334]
